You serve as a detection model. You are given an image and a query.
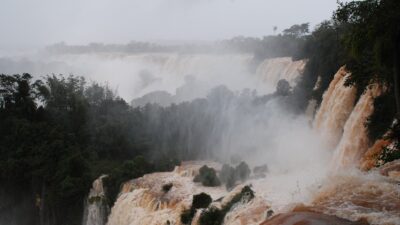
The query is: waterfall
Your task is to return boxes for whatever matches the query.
[82,175,110,225]
[313,66,385,170]
[255,57,306,88]
[314,67,357,148]
[331,84,383,171]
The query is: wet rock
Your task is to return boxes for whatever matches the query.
[260,212,368,225]
[379,159,400,177]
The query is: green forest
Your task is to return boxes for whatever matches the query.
[1,0,399,224]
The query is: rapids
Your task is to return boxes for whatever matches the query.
[312,172,400,224]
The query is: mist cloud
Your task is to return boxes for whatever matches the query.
[0,0,337,51]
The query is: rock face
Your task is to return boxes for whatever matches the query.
[260,212,367,225]
[380,159,400,181]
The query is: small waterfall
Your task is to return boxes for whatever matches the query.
[82,175,110,225]
[314,67,357,148]
[331,84,382,171]
[255,57,306,88]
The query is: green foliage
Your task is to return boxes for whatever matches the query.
[219,162,251,190]
[199,186,254,225]
[334,0,400,106]
[290,20,346,112]
[0,74,179,225]
[180,208,196,225]
[379,147,400,164]
[199,206,224,225]
[283,23,310,37]
[234,162,251,182]
[194,166,221,187]
[275,79,291,96]
[219,164,236,190]
[333,0,400,149]
[192,193,212,209]
[180,192,212,224]
[366,92,397,141]
[88,196,106,205]
[102,156,155,206]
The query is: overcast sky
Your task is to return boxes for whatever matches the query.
[0,0,338,50]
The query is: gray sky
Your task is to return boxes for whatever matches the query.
[0,0,338,49]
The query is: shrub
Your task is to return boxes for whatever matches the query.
[198,186,255,225]
[181,192,212,224]
[199,206,224,225]
[180,208,196,225]
[219,164,235,183]
[192,193,212,209]
[194,165,221,187]
[219,162,253,190]
[235,162,251,182]
[379,146,400,165]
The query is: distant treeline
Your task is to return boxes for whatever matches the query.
[45,24,309,57]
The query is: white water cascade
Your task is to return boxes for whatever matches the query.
[82,175,110,225]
